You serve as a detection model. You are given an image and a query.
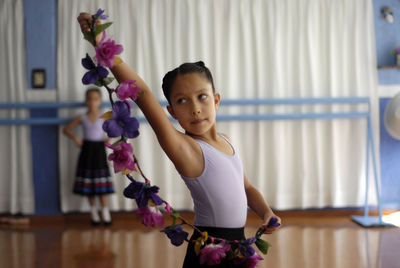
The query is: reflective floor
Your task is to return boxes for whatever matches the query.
[0,212,399,268]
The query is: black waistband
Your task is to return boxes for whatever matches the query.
[83,140,105,144]
[191,226,245,241]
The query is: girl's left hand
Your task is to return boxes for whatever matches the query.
[261,214,282,234]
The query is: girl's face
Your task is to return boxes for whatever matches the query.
[167,73,220,136]
[86,91,102,110]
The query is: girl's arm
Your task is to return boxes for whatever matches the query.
[244,173,281,234]
[76,13,202,174]
[63,115,83,147]
[110,62,191,157]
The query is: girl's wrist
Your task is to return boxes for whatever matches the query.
[263,210,274,220]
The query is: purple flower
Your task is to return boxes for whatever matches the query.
[136,206,164,227]
[95,31,123,68]
[237,237,256,258]
[199,243,231,266]
[117,80,139,101]
[124,180,163,208]
[105,142,135,173]
[81,53,109,85]
[123,179,145,200]
[160,225,189,246]
[102,101,139,138]
[268,217,281,227]
[95,9,108,20]
[233,253,264,268]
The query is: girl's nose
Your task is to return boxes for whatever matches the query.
[192,104,201,115]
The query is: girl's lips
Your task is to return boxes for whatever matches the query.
[191,119,205,124]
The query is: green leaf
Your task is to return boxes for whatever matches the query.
[94,22,113,37]
[171,212,180,220]
[102,77,114,86]
[94,80,104,87]
[112,140,122,147]
[255,238,271,255]
[169,212,180,226]
[83,32,94,43]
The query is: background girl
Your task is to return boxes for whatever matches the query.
[63,88,114,226]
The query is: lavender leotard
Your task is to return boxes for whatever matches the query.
[81,114,105,141]
[181,135,248,228]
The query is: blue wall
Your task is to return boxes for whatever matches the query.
[379,98,400,209]
[374,0,400,84]
[373,0,400,209]
[24,0,60,215]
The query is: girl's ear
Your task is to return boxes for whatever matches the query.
[167,105,177,119]
[214,93,221,109]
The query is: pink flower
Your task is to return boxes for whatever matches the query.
[233,253,264,268]
[199,243,231,266]
[136,206,164,227]
[105,142,135,173]
[95,32,123,68]
[164,202,172,214]
[117,80,139,101]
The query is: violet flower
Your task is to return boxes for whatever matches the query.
[117,80,139,101]
[199,243,231,266]
[95,8,108,20]
[136,206,164,227]
[237,237,256,258]
[160,225,189,246]
[124,180,163,208]
[81,53,109,85]
[233,253,264,268]
[105,142,135,173]
[267,216,281,228]
[95,31,123,68]
[102,101,139,138]
[142,185,163,207]
[123,179,145,200]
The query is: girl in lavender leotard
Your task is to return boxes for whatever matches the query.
[63,88,114,226]
[78,12,282,267]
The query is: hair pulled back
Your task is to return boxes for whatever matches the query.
[162,61,215,105]
[85,87,102,100]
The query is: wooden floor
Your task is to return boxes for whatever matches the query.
[0,211,399,268]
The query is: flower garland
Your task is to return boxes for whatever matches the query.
[80,9,279,267]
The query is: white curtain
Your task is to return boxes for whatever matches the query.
[58,0,378,212]
[0,0,34,214]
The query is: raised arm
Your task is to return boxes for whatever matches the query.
[76,13,200,172]
[110,61,183,154]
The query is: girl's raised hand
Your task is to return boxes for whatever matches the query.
[76,12,103,45]
[77,12,93,33]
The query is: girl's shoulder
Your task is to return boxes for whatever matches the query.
[74,114,83,122]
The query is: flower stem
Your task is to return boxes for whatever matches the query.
[90,15,97,47]
[103,83,114,106]
[133,155,151,185]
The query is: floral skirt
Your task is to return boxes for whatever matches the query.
[73,140,114,196]
[182,226,246,268]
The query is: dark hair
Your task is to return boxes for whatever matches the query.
[85,87,102,100]
[162,61,215,105]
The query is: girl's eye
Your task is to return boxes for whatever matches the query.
[177,98,186,104]
[199,94,207,100]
